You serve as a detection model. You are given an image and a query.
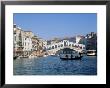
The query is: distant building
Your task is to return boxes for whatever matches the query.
[76,35,85,44]
[86,32,97,50]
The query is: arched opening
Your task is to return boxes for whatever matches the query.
[72,44,74,47]
[64,41,68,46]
[71,55,73,58]
[61,44,63,47]
[55,45,57,48]
[52,46,54,49]
[65,55,68,58]
[64,41,66,46]
[48,47,51,50]
[69,44,71,46]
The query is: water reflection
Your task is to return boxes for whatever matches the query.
[14,56,97,75]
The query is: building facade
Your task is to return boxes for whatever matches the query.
[13,24,23,56]
[86,32,97,50]
[13,24,44,57]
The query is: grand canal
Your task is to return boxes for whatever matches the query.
[13,56,97,75]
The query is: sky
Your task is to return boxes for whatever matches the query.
[14,13,97,40]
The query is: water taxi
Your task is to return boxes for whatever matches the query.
[59,48,83,60]
[86,50,97,56]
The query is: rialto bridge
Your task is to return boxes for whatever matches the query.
[44,40,86,55]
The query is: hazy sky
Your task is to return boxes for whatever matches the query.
[14,13,97,40]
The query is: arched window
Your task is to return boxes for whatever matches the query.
[43,47,46,50]
[64,41,68,46]
[55,45,57,48]
[61,44,63,47]
[52,46,54,49]
[48,47,51,50]
[64,41,66,46]
[72,44,74,47]
[69,44,71,46]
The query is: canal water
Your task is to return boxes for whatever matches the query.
[13,56,97,75]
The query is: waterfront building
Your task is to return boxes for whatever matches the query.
[13,24,44,57]
[86,32,96,39]
[86,32,97,50]
[13,24,24,57]
[36,38,44,56]
[31,35,39,51]
[77,36,86,46]
[24,31,34,38]
[76,35,85,44]
[42,40,47,50]
[22,31,33,57]
[14,24,96,58]
[29,36,39,57]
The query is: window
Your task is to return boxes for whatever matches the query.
[55,45,57,48]
[52,46,54,49]
[72,44,74,47]
[15,36,16,41]
[61,44,63,47]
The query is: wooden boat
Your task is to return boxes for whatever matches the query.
[59,48,83,60]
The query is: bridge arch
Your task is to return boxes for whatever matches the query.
[52,46,54,49]
[55,45,57,48]
[64,41,68,46]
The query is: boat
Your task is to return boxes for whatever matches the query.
[59,48,83,60]
[86,50,97,56]
[43,55,48,57]
[50,53,55,56]
[14,56,18,60]
[50,53,58,57]
[29,54,37,59]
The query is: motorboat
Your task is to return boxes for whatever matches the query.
[59,48,83,60]
[86,50,97,56]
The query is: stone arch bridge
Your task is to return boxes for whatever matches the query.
[44,40,86,55]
